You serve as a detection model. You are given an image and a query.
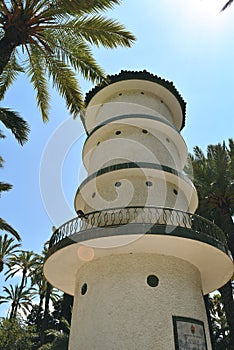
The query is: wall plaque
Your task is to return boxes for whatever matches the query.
[173,316,208,350]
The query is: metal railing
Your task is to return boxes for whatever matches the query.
[49,206,227,249]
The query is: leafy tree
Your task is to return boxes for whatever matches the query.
[191,139,234,348]
[208,293,230,349]
[0,0,136,121]
[0,234,20,273]
[38,318,70,350]
[0,317,36,350]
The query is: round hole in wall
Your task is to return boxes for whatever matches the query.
[115,181,121,187]
[160,100,163,103]
[141,91,144,95]
[81,283,87,295]
[146,181,153,187]
[147,275,159,287]
[119,93,122,96]
[142,129,148,134]
[173,189,178,195]
[92,192,96,198]
[115,130,121,135]
[97,141,100,146]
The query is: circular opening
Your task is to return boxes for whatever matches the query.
[81,283,87,295]
[92,192,96,198]
[166,138,170,143]
[141,91,144,95]
[160,100,163,103]
[142,129,148,134]
[146,181,153,187]
[97,141,100,146]
[115,181,121,187]
[147,275,159,287]
[115,130,121,135]
[119,93,122,96]
[173,189,178,195]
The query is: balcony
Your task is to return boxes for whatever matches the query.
[47,206,229,258]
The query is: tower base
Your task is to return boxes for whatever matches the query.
[69,253,212,349]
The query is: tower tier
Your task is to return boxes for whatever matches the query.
[44,71,233,350]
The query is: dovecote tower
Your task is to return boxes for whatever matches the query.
[44,71,233,349]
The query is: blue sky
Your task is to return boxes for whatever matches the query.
[1,0,234,258]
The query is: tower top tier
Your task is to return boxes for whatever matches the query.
[83,70,186,133]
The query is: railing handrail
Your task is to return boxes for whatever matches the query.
[49,206,227,249]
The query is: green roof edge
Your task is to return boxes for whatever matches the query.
[84,70,186,130]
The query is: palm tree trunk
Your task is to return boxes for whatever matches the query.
[0,29,19,74]
[13,269,26,318]
[40,282,52,345]
[9,300,16,319]
[0,260,3,273]
[219,281,234,349]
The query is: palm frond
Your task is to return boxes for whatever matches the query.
[0,107,30,145]
[47,0,121,16]
[45,55,84,117]
[0,54,24,100]
[0,218,21,241]
[45,30,106,83]
[0,181,12,193]
[69,15,136,48]
[221,0,233,12]
[26,44,50,122]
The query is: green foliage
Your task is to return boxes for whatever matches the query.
[0,234,21,273]
[0,107,30,145]
[191,139,234,348]
[0,317,36,350]
[209,293,231,350]
[0,0,136,121]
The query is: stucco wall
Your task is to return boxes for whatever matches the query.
[93,91,173,127]
[69,253,212,349]
[85,125,182,174]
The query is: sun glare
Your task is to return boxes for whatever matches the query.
[198,0,221,15]
[177,0,228,35]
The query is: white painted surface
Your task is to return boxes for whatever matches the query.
[44,74,233,350]
[69,254,212,350]
[75,168,198,214]
[84,80,184,132]
[44,234,234,297]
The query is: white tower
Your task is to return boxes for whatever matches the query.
[44,71,233,349]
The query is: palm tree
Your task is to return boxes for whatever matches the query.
[0,234,21,273]
[31,243,61,345]
[5,250,41,317]
[30,248,60,334]
[0,0,135,121]
[191,139,234,348]
[6,250,41,288]
[0,284,35,318]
